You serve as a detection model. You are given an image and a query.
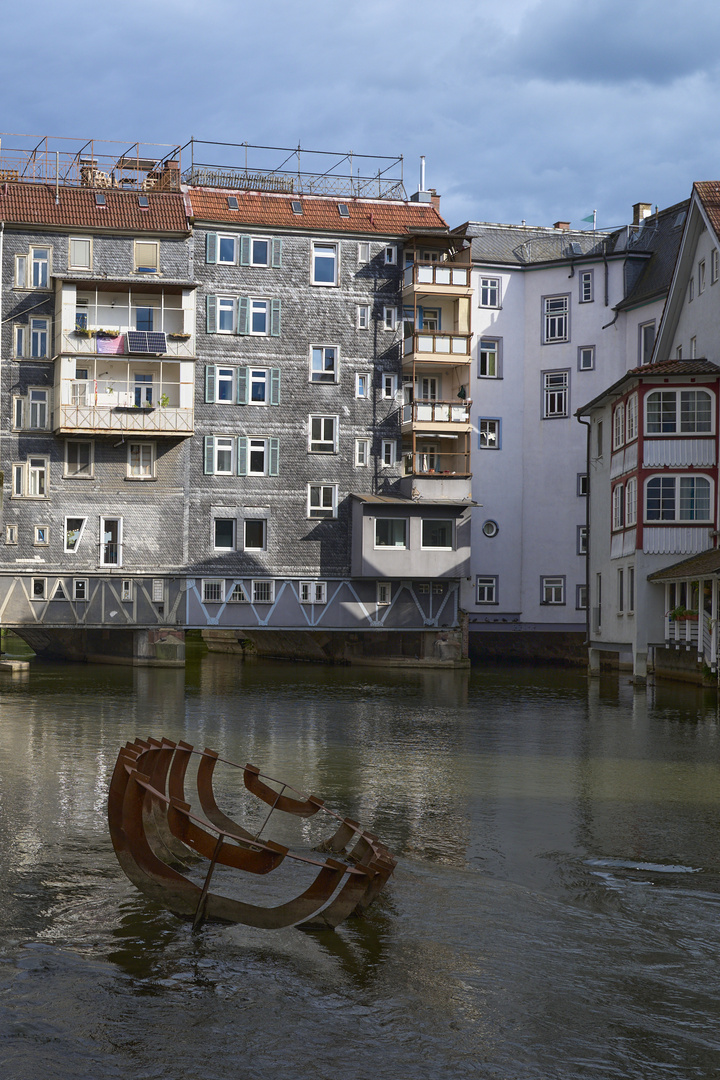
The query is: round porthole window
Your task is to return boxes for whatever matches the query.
[482,519,499,538]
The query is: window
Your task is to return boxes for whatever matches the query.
[18,458,49,498]
[578,346,595,371]
[543,296,569,343]
[249,298,269,335]
[152,579,164,603]
[626,393,638,442]
[577,473,588,496]
[596,420,603,458]
[33,525,49,546]
[30,318,49,358]
[645,390,713,434]
[14,324,26,357]
[689,277,695,302]
[308,484,338,518]
[627,567,635,613]
[100,518,122,566]
[5,525,18,545]
[127,442,155,479]
[476,576,497,604]
[479,418,501,449]
[676,346,683,360]
[543,371,569,417]
[381,374,398,399]
[300,581,327,604]
[214,519,235,550]
[355,373,369,398]
[244,520,266,550]
[358,242,370,264]
[64,517,86,552]
[612,484,624,530]
[625,477,638,527]
[218,297,235,332]
[217,367,235,402]
[15,254,27,288]
[542,576,565,604]
[205,436,236,475]
[121,580,133,602]
[383,306,397,331]
[31,578,47,600]
[579,270,593,303]
[31,247,50,288]
[617,569,624,612]
[65,441,93,478]
[249,368,270,404]
[23,389,48,429]
[384,245,397,265]
[422,519,453,549]
[375,519,407,548]
[248,438,270,475]
[639,321,655,365]
[613,403,625,450]
[381,440,396,467]
[645,475,712,521]
[576,584,588,610]
[134,241,159,273]
[357,304,370,330]
[712,249,719,284]
[309,416,337,453]
[355,438,370,466]
[203,579,224,603]
[311,346,338,383]
[376,581,391,606]
[69,238,92,270]
[73,579,88,601]
[577,526,588,554]
[252,580,275,603]
[312,242,338,285]
[229,583,248,602]
[691,336,697,359]
[218,234,238,263]
[479,277,500,307]
[699,260,706,294]
[479,338,501,378]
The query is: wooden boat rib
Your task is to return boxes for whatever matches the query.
[108,738,396,931]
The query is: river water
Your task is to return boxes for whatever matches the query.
[1,649,719,1079]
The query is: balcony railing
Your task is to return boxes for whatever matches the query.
[403,263,471,289]
[56,403,193,435]
[402,399,471,425]
[403,330,472,359]
[403,451,470,477]
[61,330,194,358]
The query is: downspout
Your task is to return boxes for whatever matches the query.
[0,221,4,514]
[578,415,591,651]
[603,238,609,306]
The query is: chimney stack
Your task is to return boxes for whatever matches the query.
[553,221,570,231]
[633,202,652,225]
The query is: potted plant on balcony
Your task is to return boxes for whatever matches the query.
[74,325,93,337]
[95,328,120,338]
[158,393,170,408]
[167,332,191,340]
[669,605,698,621]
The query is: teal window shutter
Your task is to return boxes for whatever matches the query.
[271,238,282,268]
[240,236,251,266]
[237,368,248,405]
[205,365,216,403]
[270,298,281,337]
[204,436,215,474]
[206,295,217,334]
[206,233,218,264]
[236,297,249,336]
[237,436,248,475]
[269,437,279,476]
[270,368,281,405]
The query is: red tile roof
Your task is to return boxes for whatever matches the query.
[0,182,188,233]
[186,188,447,234]
[694,181,720,237]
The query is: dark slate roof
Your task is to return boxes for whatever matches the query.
[576,358,720,415]
[614,199,690,311]
[648,549,720,581]
[455,221,610,265]
[0,182,188,233]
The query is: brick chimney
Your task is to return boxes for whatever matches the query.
[633,202,652,225]
[553,220,570,231]
[429,187,441,211]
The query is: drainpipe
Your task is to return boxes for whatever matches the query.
[0,221,4,514]
[578,415,591,651]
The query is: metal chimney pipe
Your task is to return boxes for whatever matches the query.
[420,156,425,192]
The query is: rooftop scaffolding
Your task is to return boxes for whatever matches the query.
[0,134,182,191]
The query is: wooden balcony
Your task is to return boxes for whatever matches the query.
[403,330,472,365]
[402,399,471,433]
[55,401,193,436]
[403,262,472,297]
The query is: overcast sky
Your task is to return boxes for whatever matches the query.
[2,0,717,231]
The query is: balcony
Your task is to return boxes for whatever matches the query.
[61,329,195,359]
[403,262,472,296]
[54,369,193,436]
[58,282,196,359]
[403,450,471,478]
[403,330,472,365]
[402,399,472,431]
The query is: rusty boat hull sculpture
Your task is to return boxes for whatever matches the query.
[108,738,396,931]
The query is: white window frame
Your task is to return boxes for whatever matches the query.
[421,519,453,550]
[5,525,18,545]
[203,579,225,603]
[214,436,236,475]
[381,374,398,399]
[247,438,270,476]
[69,237,92,271]
[312,241,338,286]
[384,245,397,265]
[712,248,719,285]
[309,416,338,454]
[644,474,713,523]
[645,389,715,436]
[355,438,370,467]
[613,403,625,450]
[252,579,275,604]
[542,370,569,418]
[30,318,49,359]
[374,518,408,549]
[249,298,269,336]
[64,441,93,479]
[543,295,569,343]
[121,580,133,602]
[383,306,398,331]
[217,234,238,264]
[576,584,588,610]
[357,304,370,330]
[612,484,624,531]
[381,439,396,467]
[15,254,27,288]
[134,240,159,273]
[14,323,26,357]
[100,517,123,566]
[689,276,695,302]
[699,260,706,294]
[217,297,235,333]
[479,338,501,379]
[479,277,500,308]
[479,418,500,449]
[541,576,565,605]
[33,525,49,546]
[639,321,656,365]
[577,473,588,496]
[578,346,595,371]
[244,519,267,551]
[626,393,638,442]
[310,345,339,384]
[31,578,47,601]
[213,518,236,551]
[307,484,338,519]
[215,366,235,402]
[376,581,392,606]
[64,517,87,553]
[73,579,89,601]
[31,247,50,288]
[577,525,588,554]
[625,476,637,527]
[579,270,593,303]
[229,583,248,603]
[13,457,49,499]
[127,441,155,480]
[299,581,327,604]
[355,372,369,398]
[357,242,370,265]
[476,576,497,604]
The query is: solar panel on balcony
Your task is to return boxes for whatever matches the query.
[126,331,167,354]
